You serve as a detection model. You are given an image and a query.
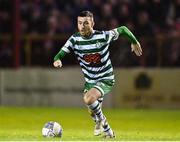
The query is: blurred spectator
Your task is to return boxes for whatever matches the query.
[133,0,150,12]
[0,40,12,67]
[0,0,12,33]
[167,0,180,28]
[0,11,11,33]
[109,18,119,29]
[117,1,133,25]
[135,11,155,37]
[169,41,180,66]
[30,7,47,33]
[149,0,170,29]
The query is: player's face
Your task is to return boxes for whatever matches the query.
[77,16,94,37]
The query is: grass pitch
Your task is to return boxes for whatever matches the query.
[0,107,180,141]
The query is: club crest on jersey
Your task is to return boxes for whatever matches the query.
[95,41,103,47]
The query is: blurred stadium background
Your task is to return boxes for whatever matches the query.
[0,0,180,140]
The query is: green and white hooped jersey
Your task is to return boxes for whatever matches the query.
[61,29,119,83]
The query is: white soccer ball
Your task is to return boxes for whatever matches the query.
[42,121,63,137]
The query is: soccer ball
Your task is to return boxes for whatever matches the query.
[42,121,63,137]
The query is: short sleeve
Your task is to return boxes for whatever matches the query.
[61,36,75,53]
[105,29,119,43]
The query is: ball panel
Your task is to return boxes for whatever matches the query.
[42,128,50,137]
[42,121,62,137]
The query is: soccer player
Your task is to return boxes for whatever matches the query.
[53,11,142,138]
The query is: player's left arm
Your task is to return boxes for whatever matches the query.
[117,26,142,56]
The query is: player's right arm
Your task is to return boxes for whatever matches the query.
[53,36,75,68]
[53,50,66,68]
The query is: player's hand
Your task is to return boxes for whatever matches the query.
[53,60,62,68]
[131,42,142,56]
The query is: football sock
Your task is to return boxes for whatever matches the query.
[102,119,113,136]
[97,97,103,107]
[89,110,98,122]
[88,100,104,121]
[90,97,104,122]
[88,100,114,136]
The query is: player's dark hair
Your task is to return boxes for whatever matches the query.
[78,11,93,18]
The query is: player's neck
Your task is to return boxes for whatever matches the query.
[81,30,94,39]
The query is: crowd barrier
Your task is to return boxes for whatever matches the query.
[0,68,179,108]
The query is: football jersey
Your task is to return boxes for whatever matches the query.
[61,29,119,83]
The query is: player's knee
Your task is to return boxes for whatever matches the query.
[84,94,96,105]
[83,94,95,105]
[83,95,88,104]
[83,89,101,105]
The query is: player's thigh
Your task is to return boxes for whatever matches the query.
[93,80,114,96]
[84,88,101,104]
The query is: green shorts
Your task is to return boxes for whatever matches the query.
[83,80,115,96]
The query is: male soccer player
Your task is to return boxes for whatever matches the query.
[53,11,142,138]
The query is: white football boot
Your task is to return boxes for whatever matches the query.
[100,117,116,139]
[94,121,103,136]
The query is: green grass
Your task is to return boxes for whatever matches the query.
[0,107,180,141]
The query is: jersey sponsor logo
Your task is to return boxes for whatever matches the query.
[83,53,101,64]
